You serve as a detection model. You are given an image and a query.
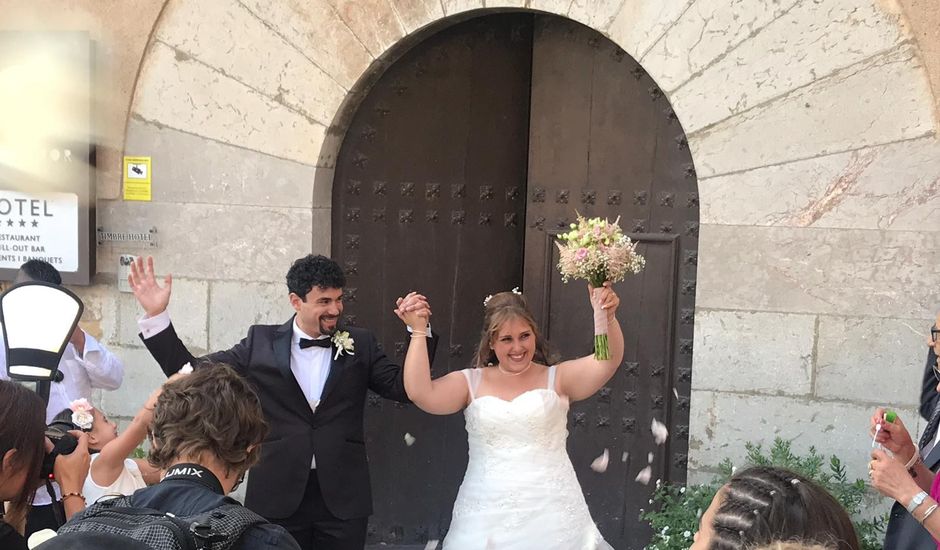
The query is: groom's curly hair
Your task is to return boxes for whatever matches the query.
[149,363,267,477]
[286,254,346,299]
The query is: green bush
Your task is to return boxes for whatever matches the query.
[641,438,887,550]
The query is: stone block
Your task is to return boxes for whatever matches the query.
[699,136,940,231]
[640,0,800,93]
[441,0,483,16]
[816,315,930,406]
[312,166,335,209]
[687,46,934,177]
[606,0,694,60]
[117,278,208,352]
[671,0,906,132]
[688,390,921,482]
[239,0,373,90]
[124,118,319,209]
[208,281,294,351]
[692,310,815,396]
[489,0,528,8]
[388,0,445,34]
[70,284,120,343]
[96,346,166,418]
[332,0,406,57]
[697,224,940,319]
[133,42,327,165]
[311,207,332,256]
[567,0,624,31]
[155,0,346,126]
[96,201,312,283]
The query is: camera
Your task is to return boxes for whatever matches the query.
[39,419,78,480]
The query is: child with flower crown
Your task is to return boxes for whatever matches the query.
[50,372,189,504]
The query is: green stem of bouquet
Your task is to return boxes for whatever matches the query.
[594,334,610,361]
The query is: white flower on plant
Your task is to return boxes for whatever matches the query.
[69,398,94,430]
[331,331,355,360]
[683,531,692,538]
[679,486,686,494]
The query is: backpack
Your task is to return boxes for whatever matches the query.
[41,495,268,550]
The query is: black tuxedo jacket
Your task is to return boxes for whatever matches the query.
[140,318,436,520]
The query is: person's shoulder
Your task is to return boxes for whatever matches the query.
[236,522,302,550]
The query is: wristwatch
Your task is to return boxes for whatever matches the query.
[908,491,929,513]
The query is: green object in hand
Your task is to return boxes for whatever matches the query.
[884,410,898,423]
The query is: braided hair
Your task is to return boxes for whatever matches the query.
[709,466,859,550]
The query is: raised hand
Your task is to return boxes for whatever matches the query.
[870,408,917,463]
[588,281,620,316]
[395,291,431,331]
[128,256,172,317]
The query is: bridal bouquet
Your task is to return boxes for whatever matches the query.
[556,214,645,359]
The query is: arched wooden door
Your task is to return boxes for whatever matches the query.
[332,13,697,549]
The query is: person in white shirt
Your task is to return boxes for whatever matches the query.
[0,259,125,535]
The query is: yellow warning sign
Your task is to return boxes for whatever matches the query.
[123,156,152,201]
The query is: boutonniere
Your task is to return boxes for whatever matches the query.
[332,330,355,360]
[69,398,94,431]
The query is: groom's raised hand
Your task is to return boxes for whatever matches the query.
[128,256,173,317]
[394,291,431,329]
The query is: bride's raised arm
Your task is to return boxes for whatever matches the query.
[397,292,469,415]
[556,282,624,402]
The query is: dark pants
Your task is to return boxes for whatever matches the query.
[25,503,62,537]
[274,470,368,550]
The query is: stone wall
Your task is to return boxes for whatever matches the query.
[3,0,940,488]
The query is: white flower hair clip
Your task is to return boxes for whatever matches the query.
[69,398,94,431]
[483,287,523,308]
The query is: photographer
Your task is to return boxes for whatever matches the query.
[0,381,90,550]
[0,259,124,534]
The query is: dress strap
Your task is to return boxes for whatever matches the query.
[461,368,482,400]
[547,365,557,392]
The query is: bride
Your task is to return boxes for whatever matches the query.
[399,283,622,549]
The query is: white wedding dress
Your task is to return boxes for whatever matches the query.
[443,366,613,549]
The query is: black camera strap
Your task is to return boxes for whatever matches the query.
[161,463,225,495]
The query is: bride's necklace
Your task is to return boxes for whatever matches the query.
[497,361,533,377]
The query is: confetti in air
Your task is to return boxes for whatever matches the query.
[635,466,652,485]
[651,418,669,445]
[647,452,654,464]
[424,540,439,550]
[404,433,416,446]
[179,363,194,374]
[621,451,629,463]
[590,449,609,473]
[673,387,679,399]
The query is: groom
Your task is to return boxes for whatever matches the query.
[128,254,435,550]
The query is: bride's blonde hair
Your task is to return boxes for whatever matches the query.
[472,291,556,369]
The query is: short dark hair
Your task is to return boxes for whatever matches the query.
[149,363,267,477]
[0,381,47,526]
[286,255,346,299]
[17,259,62,285]
[709,466,860,550]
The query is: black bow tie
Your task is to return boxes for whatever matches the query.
[299,337,332,350]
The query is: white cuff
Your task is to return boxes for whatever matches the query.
[139,310,171,339]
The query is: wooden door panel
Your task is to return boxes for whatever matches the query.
[332,14,533,545]
[525,15,698,549]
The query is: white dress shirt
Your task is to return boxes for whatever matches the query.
[0,330,125,505]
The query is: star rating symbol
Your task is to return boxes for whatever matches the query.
[5,219,11,227]
[18,219,25,227]
[31,220,38,228]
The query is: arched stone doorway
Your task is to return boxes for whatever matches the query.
[331,11,698,548]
